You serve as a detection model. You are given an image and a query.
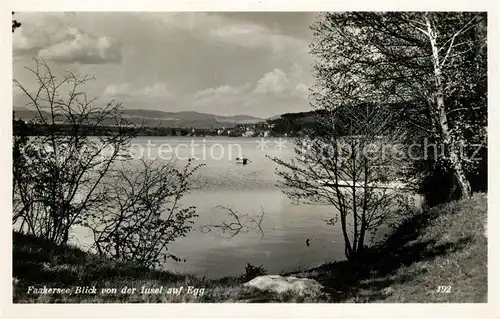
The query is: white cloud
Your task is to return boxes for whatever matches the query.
[254,68,290,94]
[13,13,70,53]
[189,77,309,117]
[191,84,250,109]
[103,83,130,96]
[13,13,123,64]
[194,84,249,99]
[136,83,172,98]
[103,82,172,99]
[148,12,222,32]
[146,12,307,54]
[13,12,314,118]
[211,23,267,38]
[38,28,122,64]
[254,66,309,97]
[210,23,307,53]
[293,82,310,97]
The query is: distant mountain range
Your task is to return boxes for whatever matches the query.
[13,107,264,129]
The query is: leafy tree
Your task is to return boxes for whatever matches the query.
[270,12,487,261]
[309,12,487,199]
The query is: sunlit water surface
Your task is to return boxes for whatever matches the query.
[69,137,421,278]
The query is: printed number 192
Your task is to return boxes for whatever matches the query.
[437,285,452,293]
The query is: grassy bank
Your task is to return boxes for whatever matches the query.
[13,193,487,303]
[295,192,487,302]
[12,231,329,303]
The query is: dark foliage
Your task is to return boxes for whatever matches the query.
[242,263,268,282]
[12,12,21,33]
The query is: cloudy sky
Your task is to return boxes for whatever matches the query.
[13,12,318,118]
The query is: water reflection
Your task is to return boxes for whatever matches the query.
[68,137,419,278]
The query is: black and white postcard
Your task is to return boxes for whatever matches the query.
[3,1,499,318]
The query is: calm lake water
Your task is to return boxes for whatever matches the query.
[72,136,419,278]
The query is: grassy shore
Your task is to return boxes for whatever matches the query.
[295,192,487,302]
[13,193,487,303]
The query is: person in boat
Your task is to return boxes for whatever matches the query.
[235,156,250,165]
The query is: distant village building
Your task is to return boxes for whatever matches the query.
[30,117,47,125]
[242,126,255,137]
[242,130,255,137]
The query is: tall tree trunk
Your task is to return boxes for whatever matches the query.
[425,15,472,199]
[357,159,369,252]
[339,208,353,259]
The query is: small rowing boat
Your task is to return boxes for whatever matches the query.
[235,157,250,165]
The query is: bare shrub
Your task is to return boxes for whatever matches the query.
[13,60,203,269]
[13,59,135,245]
[85,159,204,267]
[197,205,265,239]
[269,104,414,262]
